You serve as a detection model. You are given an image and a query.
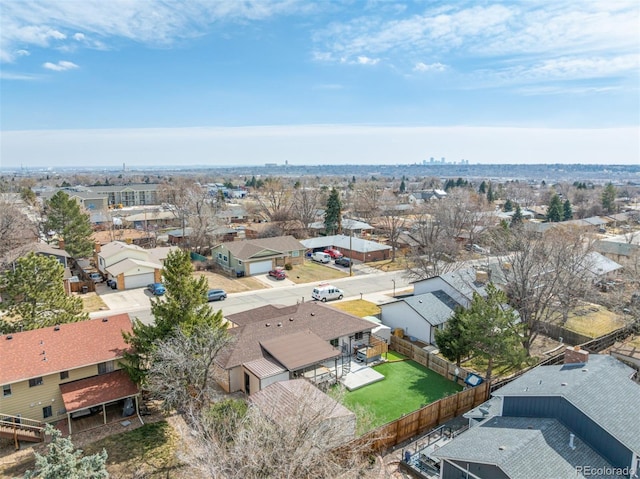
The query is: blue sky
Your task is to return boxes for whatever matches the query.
[1,0,638,168]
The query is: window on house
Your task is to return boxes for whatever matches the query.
[237,260,242,265]
[330,338,339,347]
[98,361,114,375]
[291,250,300,257]
[218,253,223,259]
[354,332,363,340]
[223,255,228,262]
[2,385,11,397]
[29,377,43,387]
[60,371,69,380]
[43,406,52,419]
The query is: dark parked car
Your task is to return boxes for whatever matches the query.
[268,268,286,280]
[207,289,227,301]
[106,279,117,289]
[147,283,166,296]
[334,257,352,267]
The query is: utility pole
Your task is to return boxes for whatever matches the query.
[349,228,353,277]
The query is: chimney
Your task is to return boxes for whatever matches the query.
[475,270,489,284]
[564,346,589,365]
[58,238,65,250]
[94,242,101,253]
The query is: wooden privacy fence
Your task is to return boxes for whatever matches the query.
[358,381,489,452]
[538,322,593,346]
[390,336,476,386]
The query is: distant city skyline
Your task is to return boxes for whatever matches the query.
[1,1,638,168]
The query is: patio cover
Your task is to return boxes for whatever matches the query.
[260,330,340,371]
[60,369,139,412]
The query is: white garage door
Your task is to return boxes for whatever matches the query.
[125,272,155,289]
[249,260,273,275]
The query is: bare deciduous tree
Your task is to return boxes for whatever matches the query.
[291,186,321,235]
[254,177,293,222]
[499,226,596,353]
[177,386,382,479]
[0,197,39,261]
[145,323,233,415]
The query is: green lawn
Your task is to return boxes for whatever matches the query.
[343,359,462,429]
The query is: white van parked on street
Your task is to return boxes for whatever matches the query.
[312,283,344,302]
[311,251,331,263]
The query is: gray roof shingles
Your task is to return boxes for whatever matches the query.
[403,290,461,326]
[495,355,640,453]
[433,416,626,479]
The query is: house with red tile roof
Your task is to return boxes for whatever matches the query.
[0,314,139,438]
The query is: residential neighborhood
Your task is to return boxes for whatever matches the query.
[1,169,639,479]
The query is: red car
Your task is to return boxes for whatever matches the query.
[323,248,343,259]
[268,268,286,280]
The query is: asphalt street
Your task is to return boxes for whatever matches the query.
[90,269,413,325]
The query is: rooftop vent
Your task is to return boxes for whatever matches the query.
[102,318,108,322]
[310,313,315,316]
[289,318,294,322]
[266,323,271,327]
[582,368,588,372]
[277,322,282,327]
[561,382,568,386]
[498,446,506,451]
[53,325,60,331]
[6,335,13,340]
[569,433,576,450]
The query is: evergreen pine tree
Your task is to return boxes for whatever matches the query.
[486,185,494,202]
[546,194,563,222]
[123,249,225,384]
[45,191,94,258]
[563,199,573,221]
[434,308,472,367]
[511,204,523,227]
[0,253,87,332]
[24,424,108,479]
[503,199,513,212]
[601,183,617,213]
[324,188,342,235]
[399,179,406,193]
[478,181,487,194]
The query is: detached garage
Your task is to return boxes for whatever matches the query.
[106,258,162,290]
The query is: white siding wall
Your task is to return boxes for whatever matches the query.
[380,301,432,344]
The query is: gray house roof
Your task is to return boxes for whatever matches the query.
[300,234,391,253]
[433,416,625,479]
[403,291,461,327]
[440,268,488,301]
[216,236,305,261]
[582,251,622,277]
[594,239,639,258]
[495,354,640,454]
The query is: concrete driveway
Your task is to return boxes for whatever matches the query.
[94,282,153,312]
[252,272,297,288]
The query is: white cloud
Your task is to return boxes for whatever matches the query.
[312,2,639,84]
[15,49,30,56]
[357,55,379,65]
[0,71,40,80]
[414,61,446,72]
[42,60,79,71]
[0,0,306,62]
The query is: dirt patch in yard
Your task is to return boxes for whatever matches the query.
[559,303,626,338]
[195,271,266,293]
[80,292,109,313]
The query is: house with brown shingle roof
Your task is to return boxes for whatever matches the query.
[214,302,377,395]
[210,235,306,276]
[0,314,139,438]
[249,379,356,447]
